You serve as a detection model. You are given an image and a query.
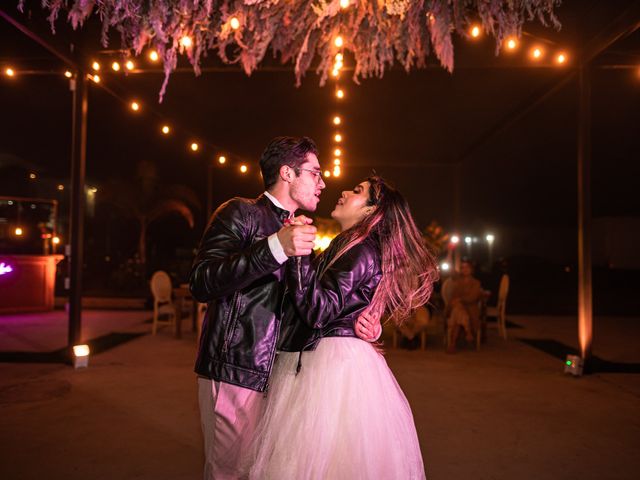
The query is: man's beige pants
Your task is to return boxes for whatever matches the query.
[197,377,266,480]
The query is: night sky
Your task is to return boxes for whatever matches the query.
[1,0,639,265]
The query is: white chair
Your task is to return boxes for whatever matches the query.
[150,271,176,335]
[485,274,510,340]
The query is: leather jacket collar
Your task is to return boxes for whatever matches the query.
[257,193,292,223]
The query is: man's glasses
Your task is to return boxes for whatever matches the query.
[298,168,324,182]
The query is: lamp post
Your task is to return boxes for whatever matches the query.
[486,233,495,268]
[450,235,460,271]
[464,235,472,256]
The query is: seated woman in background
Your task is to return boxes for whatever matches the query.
[445,258,483,353]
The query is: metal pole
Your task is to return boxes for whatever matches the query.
[577,64,593,371]
[67,71,88,355]
[453,164,462,271]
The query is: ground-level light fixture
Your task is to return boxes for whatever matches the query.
[73,344,90,368]
[564,354,583,376]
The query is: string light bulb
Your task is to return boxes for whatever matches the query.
[15,227,23,236]
[332,69,340,77]
[190,142,199,152]
[161,125,170,135]
[506,38,518,50]
[240,164,248,173]
[180,36,193,48]
[335,53,344,63]
[130,101,140,112]
[334,148,342,156]
[334,133,342,142]
[111,61,121,71]
[148,50,159,62]
[324,170,331,178]
[29,173,37,180]
[333,166,341,177]
[5,67,15,77]
[52,236,60,245]
[57,184,64,191]
[470,25,481,38]
[333,116,341,125]
[334,36,344,48]
[91,61,100,71]
[340,0,350,8]
[531,47,543,60]
[91,74,101,83]
[556,52,567,64]
[64,70,73,78]
[333,159,341,166]
[230,17,240,30]
[336,89,344,99]
[125,60,135,71]
[218,156,226,164]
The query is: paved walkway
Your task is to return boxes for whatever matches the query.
[0,310,638,479]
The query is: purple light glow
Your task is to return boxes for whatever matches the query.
[0,262,14,275]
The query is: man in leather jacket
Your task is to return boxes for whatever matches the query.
[190,136,322,479]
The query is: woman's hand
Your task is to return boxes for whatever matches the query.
[284,215,314,227]
[355,307,382,343]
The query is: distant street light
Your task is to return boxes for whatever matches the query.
[486,233,495,267]
[464,236,472,255]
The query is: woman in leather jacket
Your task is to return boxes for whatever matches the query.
[250,176,439,480]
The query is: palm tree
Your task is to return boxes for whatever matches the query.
[101,160,200,278]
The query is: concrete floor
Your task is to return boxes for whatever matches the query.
[0,311,639,479]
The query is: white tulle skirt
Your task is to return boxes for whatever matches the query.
[248,337,426,480]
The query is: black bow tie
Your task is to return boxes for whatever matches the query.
[276,208,291,223]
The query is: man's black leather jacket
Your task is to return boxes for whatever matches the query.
[278,234,382,353]
[190,194,291,392]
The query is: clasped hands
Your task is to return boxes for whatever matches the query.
[278,216,382,343]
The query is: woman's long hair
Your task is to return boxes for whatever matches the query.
[320,176,439,326]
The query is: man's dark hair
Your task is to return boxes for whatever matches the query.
[259,136,319,190]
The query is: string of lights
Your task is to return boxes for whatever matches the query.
[2,49,257,181]
[3,16,637,188]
